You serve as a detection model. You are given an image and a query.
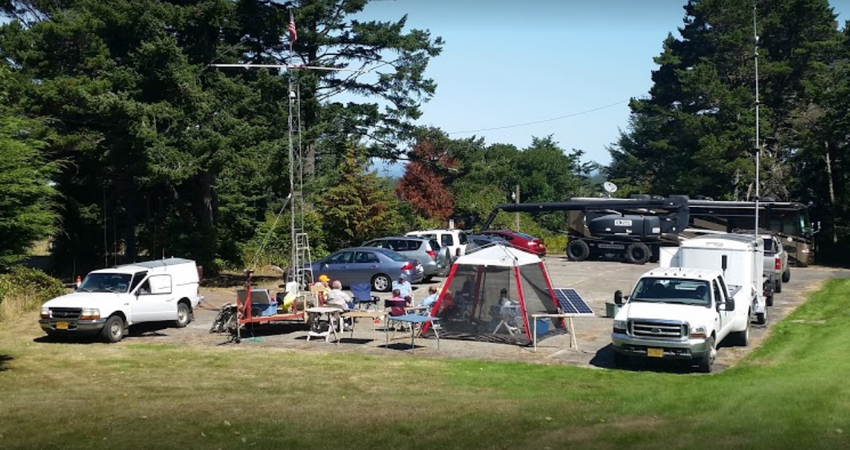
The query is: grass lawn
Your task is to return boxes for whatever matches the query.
[1,280,849,450]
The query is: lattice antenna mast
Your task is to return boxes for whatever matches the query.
[211,9,364,296]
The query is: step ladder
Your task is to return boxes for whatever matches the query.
[293,232,314,306]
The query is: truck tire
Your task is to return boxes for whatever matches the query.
[774,278,783,294]
[730,318,750,347]
[765,291,774,307]
[782,269,791,283]
[756,307,768,325]
[174,302,191,328]
[625,242,651,265]
[697,336,715,373]
[566,240,590,262]
[101,315,125,343]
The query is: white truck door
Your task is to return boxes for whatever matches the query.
[713,278,734,337]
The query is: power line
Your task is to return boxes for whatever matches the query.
[447,99,631,135]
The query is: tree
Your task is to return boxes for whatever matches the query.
[0,0,443,272]
[395,128,459,221]
[609,0,842,201]
[0,65,58,270]
[316,144,402,250]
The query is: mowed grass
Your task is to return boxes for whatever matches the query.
[2,280,850,450]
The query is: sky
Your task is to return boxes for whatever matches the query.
[357,0,850,174]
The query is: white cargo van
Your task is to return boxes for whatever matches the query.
[39,258,203,342]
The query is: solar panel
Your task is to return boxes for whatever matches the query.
[553,288,594,315]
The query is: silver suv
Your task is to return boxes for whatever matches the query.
[361,236,451,281]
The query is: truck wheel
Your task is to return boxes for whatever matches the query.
[731,319,750,347]
[613,351,630,368]
[566,240,590,262]
[756,307,768,325]
[782,269,791,283]
[766,292,774,307]
[174,302,191,328]
[774,278,783,294]
[625,242,651,264]
[697,336,715,373]
[101,315,125,343]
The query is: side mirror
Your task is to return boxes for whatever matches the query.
[614,290,623,305]
[725,298,735,311]
[721,255,728,272]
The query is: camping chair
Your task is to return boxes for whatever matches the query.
[493,301,521,336]
[384,298,409,332]
[350,283,380,311]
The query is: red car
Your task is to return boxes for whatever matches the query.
[476,230,547,256]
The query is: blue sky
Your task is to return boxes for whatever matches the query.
[359,0,850,173]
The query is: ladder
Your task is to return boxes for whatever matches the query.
[293,231,314,302]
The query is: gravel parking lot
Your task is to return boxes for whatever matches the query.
[123,258,850,372]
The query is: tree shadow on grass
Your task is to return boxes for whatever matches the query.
[0,354,13,372]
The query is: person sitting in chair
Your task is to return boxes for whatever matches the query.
[392,274,414,304]
[387,289,409,317]
[420,286,439,309]
[325,280,352,312]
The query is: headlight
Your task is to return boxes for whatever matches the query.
[40,307,50,319]
[689,325,707,339]
[613,320,627,333]
[80,308,101,320]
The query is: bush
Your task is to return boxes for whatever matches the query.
[0,266,66,321]
[543,235,568,255]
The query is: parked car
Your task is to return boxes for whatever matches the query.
[362,236,451,281]
[466,234,508,253]
[307,247,424,292]
[405,229,469,257]
[476,230,547,256]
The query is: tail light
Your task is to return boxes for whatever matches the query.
[400,262,413,271]
[775,257,781,271]
[426,250,437,260]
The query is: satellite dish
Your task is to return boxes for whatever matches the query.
[603,181,618,194]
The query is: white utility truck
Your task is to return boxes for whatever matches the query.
[611,234,765,372]
[39,258,203,342]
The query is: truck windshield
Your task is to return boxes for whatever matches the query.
[78,273,132,293]
[630,277,711,307]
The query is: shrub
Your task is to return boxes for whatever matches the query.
[0,266,66,321]
[543,235,568,255]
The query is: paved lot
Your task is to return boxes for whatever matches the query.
[126,258,850,373]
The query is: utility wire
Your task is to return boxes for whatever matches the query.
[447,99,630,135]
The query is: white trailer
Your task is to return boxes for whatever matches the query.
[660,233,767,324]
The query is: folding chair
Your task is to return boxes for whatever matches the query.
[384,298,409,332]
[350,283,380,311]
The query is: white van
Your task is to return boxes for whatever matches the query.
[405,229,469,257]
[39,258,203,342]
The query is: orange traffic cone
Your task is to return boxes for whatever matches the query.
[75,276,81,288]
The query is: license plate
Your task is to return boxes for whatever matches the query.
[56,321,69,330]
[647,347,663,358]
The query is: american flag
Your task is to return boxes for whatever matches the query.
[287,11,297,43]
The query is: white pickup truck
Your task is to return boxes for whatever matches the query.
[39,258,202,342]
[611,234,765,372]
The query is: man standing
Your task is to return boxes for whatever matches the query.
[392,273,413,304]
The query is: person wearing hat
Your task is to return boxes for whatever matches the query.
[391,273,414,304]
[313,274,331,305]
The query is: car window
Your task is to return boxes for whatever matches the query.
[428,239,440,250]
[513,231,536,240]
[363,240,380,248]
[374,248,407,261]
[403,240,419,251]
[712,279,722,305]
[354,251,380,263]
[441,235,453,247]
[326,251,353,264]
[762,238,774,253]
[130,271,148,292]
[458,232,468,244]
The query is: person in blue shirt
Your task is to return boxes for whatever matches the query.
[419,286,439,309]
[392,273,413,304]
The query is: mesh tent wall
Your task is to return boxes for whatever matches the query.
[425,244,563,345]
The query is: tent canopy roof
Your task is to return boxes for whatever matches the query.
[455,244,541,267]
